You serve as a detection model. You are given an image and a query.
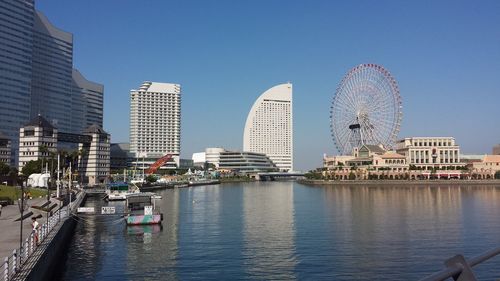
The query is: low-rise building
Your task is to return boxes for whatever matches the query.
[78,125,110,185]
[323,144,408,180]
[193,147,278,174]
[18,115,58,171]
[472,155,500,179]
[18,115,111,184]
[396,137,463,169]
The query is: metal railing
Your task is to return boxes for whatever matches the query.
[419,247,500,281]
[1,205,68,281]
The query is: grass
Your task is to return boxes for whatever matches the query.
[0,184,48,202]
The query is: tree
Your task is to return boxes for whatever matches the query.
[0,162,10,176]
[495,171,500,180]
[146,174,157,183]
[21,160,42,177]
[348,172,356,180]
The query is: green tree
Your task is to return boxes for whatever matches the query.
[0,162,10,176]
[21,160,42,177]
[495,171,500,180]
[348,172,356,180]
[146,174,157,183]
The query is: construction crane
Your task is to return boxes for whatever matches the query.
[145,154,173,175]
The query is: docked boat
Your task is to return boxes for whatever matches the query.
[106,182,139,201]
[188,179,220,187]
[125,192,163,225]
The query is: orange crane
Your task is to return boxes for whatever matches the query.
[145,154,173,175]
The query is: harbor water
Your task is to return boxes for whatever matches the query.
[57,182,500,280]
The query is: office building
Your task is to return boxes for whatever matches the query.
[0,1,104,166]
[130,81,181,168]
[243,83,293,172]
[110,143,134,172]
[0,0,35,166]
[30,10,73,132]
[71,69,104,133]
[0,132,11,165]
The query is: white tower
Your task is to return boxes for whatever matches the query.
[243,83,293,172]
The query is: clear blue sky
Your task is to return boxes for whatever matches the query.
[37,0,500,171]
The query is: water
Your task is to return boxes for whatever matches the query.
[58,182,500,280]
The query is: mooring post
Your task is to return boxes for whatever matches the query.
[445,255,478,281]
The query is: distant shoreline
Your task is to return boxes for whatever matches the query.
[298,179,500,186]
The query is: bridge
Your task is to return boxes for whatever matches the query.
[255,172,305,181]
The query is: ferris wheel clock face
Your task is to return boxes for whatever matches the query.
[330,64,403,155]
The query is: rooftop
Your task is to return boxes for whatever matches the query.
[25,115,54,129]
[84,124,107,134]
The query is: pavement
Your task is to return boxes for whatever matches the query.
[0,195,62,259]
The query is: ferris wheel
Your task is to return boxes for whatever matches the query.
[330,64,402,155]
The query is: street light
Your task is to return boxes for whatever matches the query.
[17,179,27,260]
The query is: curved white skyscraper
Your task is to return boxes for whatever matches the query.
[243,83,293,172]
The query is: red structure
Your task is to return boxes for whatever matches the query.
[145,154,173,175]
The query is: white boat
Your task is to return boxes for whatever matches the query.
[106,182,139,201]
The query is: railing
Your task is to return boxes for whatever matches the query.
[1,205,68,281]
[419,247,500,281]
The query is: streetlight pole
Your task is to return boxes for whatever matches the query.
[56,153,60,198]
[46,161,50,225]
[18,184,24,257]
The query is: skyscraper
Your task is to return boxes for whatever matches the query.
[31,10,73,132]
[130,82,181,167]
[243,83,293,172]
[72,69,104,133]
[0,0,104,165]
[0,0,34,166]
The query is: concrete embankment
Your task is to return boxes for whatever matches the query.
[298,179,500,186]
[12,192,86,281]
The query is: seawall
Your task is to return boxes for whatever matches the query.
[298,179,500,186]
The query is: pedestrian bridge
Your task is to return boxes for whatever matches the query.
[255,172,305,181]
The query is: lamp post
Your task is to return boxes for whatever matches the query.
[17,180,26,259]
[56,153,60,198]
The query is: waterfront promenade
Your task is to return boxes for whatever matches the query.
[0,197,55,259]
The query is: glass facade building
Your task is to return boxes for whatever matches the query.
[0,0,103,165]
[0,0,34,165]
[30,10,73,132]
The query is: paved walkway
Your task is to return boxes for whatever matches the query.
[0,196,61,259]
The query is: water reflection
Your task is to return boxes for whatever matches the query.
[59,183,500,280]
[243,182,297,280]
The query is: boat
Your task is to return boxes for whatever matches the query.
[106,182,139,201]
[188,179,220,187]
[125,192,163,225]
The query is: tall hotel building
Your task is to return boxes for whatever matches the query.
[0,0,103,165]
[243,83,293,172]
[130,82,181,167]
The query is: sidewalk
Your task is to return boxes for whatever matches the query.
[0,196,60,259]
